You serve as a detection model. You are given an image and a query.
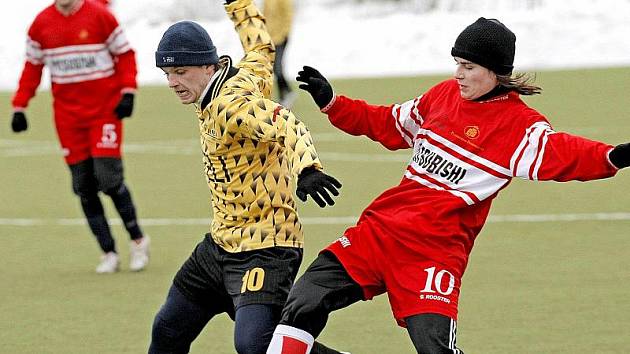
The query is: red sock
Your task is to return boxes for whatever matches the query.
[266,325,314,354]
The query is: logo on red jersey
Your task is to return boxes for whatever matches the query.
[464,126,480,139]
[78,29,89,40]
[337,235,351,248]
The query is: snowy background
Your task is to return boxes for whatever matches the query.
[2,0,630,91]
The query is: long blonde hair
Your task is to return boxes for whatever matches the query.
[497,72,542,96]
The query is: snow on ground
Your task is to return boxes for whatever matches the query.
[2,0,630,91]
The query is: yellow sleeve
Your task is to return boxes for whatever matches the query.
[226,0,275,96]
[244,98,323,177]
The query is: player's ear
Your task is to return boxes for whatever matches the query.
[204,64,217,76]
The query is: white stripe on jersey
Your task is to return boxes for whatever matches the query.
[510,121,555,180]
[42,44,115,84]
[392,96,423,147]
[420,128,511,177]
[52,69,116,84]
[531,128,551,180]
[43,43,107,56]
[26,37,44,65]
[405,170,476,205]
[407,131,510,205]
[105,26,131,55]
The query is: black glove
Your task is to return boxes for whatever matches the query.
[609,143,630,169]
[11,111,28,133]
[114,93,135,119]
[296,167,342,208]
[296,66,334,109]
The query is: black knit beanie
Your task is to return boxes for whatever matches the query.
[155,21,218,67]
[451,17,516,75]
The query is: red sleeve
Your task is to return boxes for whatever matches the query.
[510,116,617,182]
[12,61,44,109]
[12,15,45,110]
[114,50,137,92]
[325,95,410,150]
[98,3,137,92]
[537,132,617,181]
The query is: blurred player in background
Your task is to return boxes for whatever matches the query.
[264,0,296,107]
[266,18,630,354]
[10,0,150,274]
[150,0,344,353]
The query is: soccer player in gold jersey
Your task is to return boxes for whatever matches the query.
[149,0,343,353]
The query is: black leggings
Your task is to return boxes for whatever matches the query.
[150,285,345,354]
[150,285,279,354]
[279,252,465,354]
[70,158,143,252]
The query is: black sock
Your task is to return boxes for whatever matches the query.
[80,194,115,253]
[106,183,143,240]
[312,342,344,354]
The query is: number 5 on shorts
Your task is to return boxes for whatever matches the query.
[241,267,265,293]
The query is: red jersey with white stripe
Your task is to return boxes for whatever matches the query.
[11,0,136,120]
[326,79,618,276]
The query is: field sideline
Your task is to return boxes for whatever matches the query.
[1,67,629,353]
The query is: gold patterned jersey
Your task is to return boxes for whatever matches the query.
[194,0,323,253]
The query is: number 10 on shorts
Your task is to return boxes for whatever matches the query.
[421,266,455,296]
[241,267,265,293]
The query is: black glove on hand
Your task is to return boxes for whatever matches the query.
[11,111,28,133]
[609,143,630,169]
[296,66,334,109]
[114,93,135,119]
[296,167,342,208]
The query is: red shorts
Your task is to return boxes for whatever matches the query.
[325,222,461,327]
[55,113,123,165]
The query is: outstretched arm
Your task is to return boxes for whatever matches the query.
[243,99,341,207]
[510,122,619,182]
[297,66,412,150]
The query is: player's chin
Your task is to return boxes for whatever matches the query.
[179,97,195,104]
[176,92,196,104]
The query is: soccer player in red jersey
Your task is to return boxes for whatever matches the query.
[10,0,149,273]
[266,18,630,354]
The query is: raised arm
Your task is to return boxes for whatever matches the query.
[225,0,275,96]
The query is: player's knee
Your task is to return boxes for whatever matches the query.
[149,307,190,353]
[93,158,124,194]
[234,332,268,354]
[281,278,323,327]
[73,178,98,197]
[69,160,98,197]
[234,304,278,354]
[406,313,463,354]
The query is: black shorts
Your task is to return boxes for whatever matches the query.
[173,234,303,318]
